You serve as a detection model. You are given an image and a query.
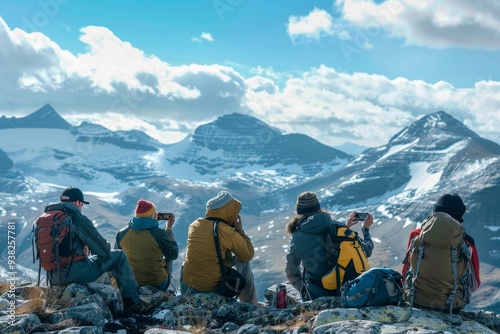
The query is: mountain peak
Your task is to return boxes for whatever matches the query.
[0,104,73,130]
[389,110,478,147]
[211,112,281,134]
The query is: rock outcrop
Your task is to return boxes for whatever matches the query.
[1,281,499,334]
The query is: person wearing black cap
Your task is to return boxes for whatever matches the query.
[42,187,153,314]
[285,191,375,301]
[401,193,481,289]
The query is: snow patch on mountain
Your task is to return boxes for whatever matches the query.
[450,157,499,182]
[378,139,419,161]
[403,162,442,196]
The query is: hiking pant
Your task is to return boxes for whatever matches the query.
[180,257,258,305]
[48,250,141,303]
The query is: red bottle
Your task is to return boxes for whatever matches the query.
[277,284,287,309]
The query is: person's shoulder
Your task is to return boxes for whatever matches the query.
[218,221,236,232]
[117,224,131,234]
[149,226,169,236]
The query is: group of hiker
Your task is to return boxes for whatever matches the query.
[33,186,481,314]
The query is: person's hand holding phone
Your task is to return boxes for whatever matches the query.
[362,213,373,230]
[347,211,359,228]
[166,213,175,230]
[347,211,373,229]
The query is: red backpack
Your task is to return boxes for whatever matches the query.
[31,207,85,284]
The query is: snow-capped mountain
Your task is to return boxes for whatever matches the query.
[0,107,351,192]
[0,106,499,312]
[161,113,350,189]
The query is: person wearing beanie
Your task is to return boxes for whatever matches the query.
[401,193,480,293]
[41,187,153,314]
[116,200,179,292]
[181,190,258,305]
[285,191,375,301]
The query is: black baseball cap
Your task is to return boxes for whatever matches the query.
[60,187,89,205]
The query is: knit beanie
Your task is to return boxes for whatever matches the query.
[206,191,234,210]
[296,191,321,214]
[135,200,157,218]
[433,193,466,223]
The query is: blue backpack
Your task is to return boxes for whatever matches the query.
[340,267,403,307]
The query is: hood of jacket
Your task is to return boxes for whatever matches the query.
[297,212,333,235]
[205,198,241,226]
[129,217,160,230]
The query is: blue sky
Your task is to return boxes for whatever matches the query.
[0,0,499,147]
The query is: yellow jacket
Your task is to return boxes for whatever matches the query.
[115,217,178,286]
[182,199,254,291]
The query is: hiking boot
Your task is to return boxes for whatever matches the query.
[124,298,154,315]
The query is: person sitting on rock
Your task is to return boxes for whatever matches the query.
[285,191,374,301]
[180,190,258,304]
[43,187,153,314]
[115,199,179,291]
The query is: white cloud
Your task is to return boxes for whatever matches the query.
[0,18,245,123]
[337,0,500,49]
[191,32,215,43]
[1,17,500,148]
[287,8,335,43]
[245,65,500,146]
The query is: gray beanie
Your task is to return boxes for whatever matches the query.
[296,191,321,214]
[206,191,234,210]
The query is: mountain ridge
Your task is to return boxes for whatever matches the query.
[0,104,73,130]
[0,105,499,313]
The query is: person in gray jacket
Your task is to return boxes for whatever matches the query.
[285,191,374,301]
[45,187,152,314]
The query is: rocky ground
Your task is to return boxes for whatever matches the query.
[1,279,499,334]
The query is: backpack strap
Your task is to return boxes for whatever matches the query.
[52,211,66,286]
[409,242,425,311]
[209,218,242,300]
[447,247,459,315]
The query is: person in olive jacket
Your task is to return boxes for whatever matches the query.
[45,187,152,313]
[181,190,257,304]
[115,199,179,291]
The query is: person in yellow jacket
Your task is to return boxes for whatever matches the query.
[181,190,257,304]
[115,200,179,291]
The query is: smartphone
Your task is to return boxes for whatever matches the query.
[355,212,369,221]
[157,212,172,221]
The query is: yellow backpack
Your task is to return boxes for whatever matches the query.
[321,226,370,291]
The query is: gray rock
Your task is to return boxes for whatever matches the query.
[313,320,382,334]
[87,282,123,314]
[36,326,104,333]
[144,329,191,334]
[236,324,260,334]
[220,321,240,333]
[0,313,42,334]
[68,293,113,322]
[60,284,92,303]
[50,302,106,328]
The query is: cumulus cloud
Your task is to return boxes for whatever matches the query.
[1,17,499,147]
[191,32,215,43]
[287,8,336,43]
[337,0,500,49]
[0,18,244,123]
[245,65,500,146]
